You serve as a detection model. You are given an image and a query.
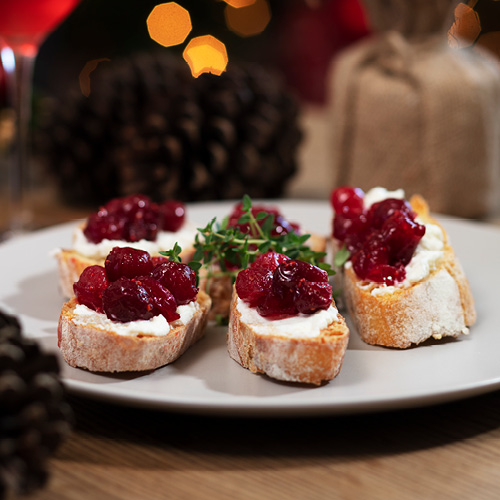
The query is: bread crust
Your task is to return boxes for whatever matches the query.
[57,290,211,372]
[342,195,476,348]
[227,291,349,385]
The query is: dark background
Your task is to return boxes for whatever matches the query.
[34,0,370,105]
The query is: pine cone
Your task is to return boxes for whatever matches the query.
[0,311,72,498]
[37,52,302,207]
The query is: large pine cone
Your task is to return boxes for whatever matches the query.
[0,311,72,498]
[37,51,302,207]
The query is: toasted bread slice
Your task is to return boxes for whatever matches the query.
[342,195,476,348]
[227,290,349,385]
[57,290,211,372]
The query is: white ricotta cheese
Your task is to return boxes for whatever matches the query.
[72,300,199,337]
[236,298,339,339]
[72,223,197,260]
[363,187,405,209]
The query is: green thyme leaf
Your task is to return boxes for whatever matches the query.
[159,242,182,263]
[242,194,252,211]
[188,261,202,272]
[334,246,351,267]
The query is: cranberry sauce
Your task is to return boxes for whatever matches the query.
[73,247,198,323]
[227,202,300,237]
[83,194,186,244]
[331,187,425,285]
[235,251,332,319]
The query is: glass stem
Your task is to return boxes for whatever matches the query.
[1,46,36,235]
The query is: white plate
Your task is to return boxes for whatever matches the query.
[1,200,498,417]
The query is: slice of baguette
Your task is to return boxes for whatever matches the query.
[57,290,211,372]
[55,239,195,299]
[227,290,349,385]
[342,195,476,348]
[201,232,328,321]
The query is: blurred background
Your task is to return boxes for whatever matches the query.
[33,0,369,108]
[0,0,370,226]
[1,0,500,229]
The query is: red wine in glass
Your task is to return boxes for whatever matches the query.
[0,0,81,237]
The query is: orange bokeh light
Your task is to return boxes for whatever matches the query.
[224,0,271,37]
[147,2,192,47]
[79,58,110,97]
[221,0,256,7]
[183,35,228,78]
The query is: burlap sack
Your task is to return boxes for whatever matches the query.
[327,0,500,218]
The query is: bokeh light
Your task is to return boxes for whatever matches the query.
[221,0,257,7]
[147,2,192,47]
[182,35,228,78]
[448,3,481,48]
[224,0,271,37]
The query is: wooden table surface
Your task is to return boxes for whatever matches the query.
[26,389,500,500]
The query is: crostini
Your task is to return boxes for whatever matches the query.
[227,251,349,385]
[58,247,211,372]
[55,194,196,298]
[199,200,327,321]
[331,186,476,348]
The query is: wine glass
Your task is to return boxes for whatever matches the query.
[0,0,81,238]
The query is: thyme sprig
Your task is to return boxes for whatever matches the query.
[334,246,350,268]
[162,195,334,285]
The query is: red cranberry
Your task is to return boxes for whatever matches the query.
[102,277,155,323]
[73,265,109,313]
[83,194,160,244]
[83,211,126,243]
[272,259,328,299]
[159,200,186,232]
[235,267,273,307]
[134,276,180,322]
[119,194,151,214]
[273,260,331,315]
[104,247,154,282]
[152,255,169,267]
[365,264,406,286]
[227,203,299,236]
[251,251,290,272]
[351,249,367,280]
[367,198,415,229]
[343,230,368,254]
[122,195,159,242]
[350,233,390,280]
[150,261,198,305]
[332,212,369,244]
[381,212,425,266]
[330,186,364,216]
[236,252,289,308]
[294,281,332,314]
[257,292,296,318]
